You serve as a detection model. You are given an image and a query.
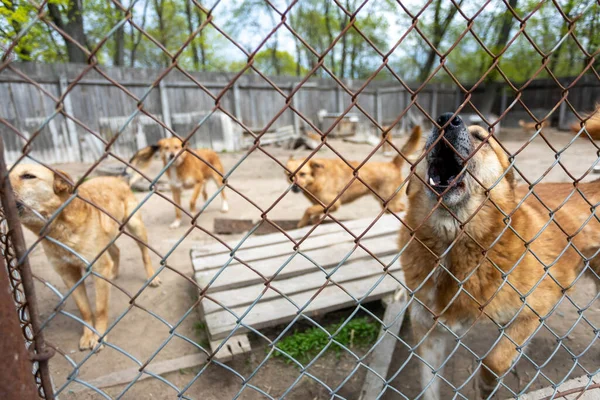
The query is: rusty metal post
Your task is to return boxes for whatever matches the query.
[0,138,55,399]
[0,253,40,399]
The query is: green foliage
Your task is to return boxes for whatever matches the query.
[272,317,379,365]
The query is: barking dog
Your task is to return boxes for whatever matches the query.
[128,137,229,229]
[287,125,422,228]
[400,113,600,399]
[10,164,161,350]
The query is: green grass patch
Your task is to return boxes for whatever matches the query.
[272,317,379,364]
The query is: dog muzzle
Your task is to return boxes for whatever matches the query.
[291,184,301,193]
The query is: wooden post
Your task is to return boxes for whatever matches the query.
[232,82,242,122]
[290,84,300,137]
[430,86,438,120]
[375,89,381,125]
[159,80,172,137]
[558,100,568,131]
[360,292,408,400]
[59,75,81,162]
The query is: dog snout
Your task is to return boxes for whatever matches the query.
[437,112,463,128]
[168,153,175,160]
[291,184,301,193]
[428,112,471,159]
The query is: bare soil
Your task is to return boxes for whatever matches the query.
[19,128,600,399]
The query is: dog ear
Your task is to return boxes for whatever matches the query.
[53,170,74,195]
[129,144,160,165]
[309,160,324,169]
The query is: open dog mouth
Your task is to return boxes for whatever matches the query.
[427,142,466,194]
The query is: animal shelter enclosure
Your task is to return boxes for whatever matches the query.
[1,1,600,400]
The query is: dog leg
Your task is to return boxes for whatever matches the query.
[125,203,161,287]
[219,186,229,213]
[170,186,182,229]
[189,182,203,214]
[107,244,120,280]
[92,256,114,350]
[202,184,208,201]
[479,313,537,399]
[57,265,97,351]
[411,305,448,400]
[297,200,340,228]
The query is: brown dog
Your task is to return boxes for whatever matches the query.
[518,119,549,132]
[287,125,422,228]
[10,164,161,351]
[400,113,600,399]
[128,137,228,229]
[570,104,600,140]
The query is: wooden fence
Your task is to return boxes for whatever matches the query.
[1,63,598,164]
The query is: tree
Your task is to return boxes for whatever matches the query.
[47,0,89,63]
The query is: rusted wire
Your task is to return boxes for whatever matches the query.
[0,0,599,399]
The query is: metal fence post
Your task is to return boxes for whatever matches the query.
[0,138,55,399]
[159,80,172,137]
[0,253,41,399]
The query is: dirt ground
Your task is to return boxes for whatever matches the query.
[18,128,600,399]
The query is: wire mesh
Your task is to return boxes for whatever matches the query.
[1,0,599,399]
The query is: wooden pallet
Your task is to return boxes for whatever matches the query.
[191,215,406,361]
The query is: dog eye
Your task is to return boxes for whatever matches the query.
[20,173,36,180]
[299,172,306,177]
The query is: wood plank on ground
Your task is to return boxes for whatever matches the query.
[204,273,401,340]
[192,217,400,272]
[214,218,343,235]
[195,235,399,293]
[360,291,408,400]
[201,254,400,315]
[191,215,400,259]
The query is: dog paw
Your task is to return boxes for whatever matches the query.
[79,333,103,351]
[149,276,162,287]
[169,219,181,229]
[220,201,229,213]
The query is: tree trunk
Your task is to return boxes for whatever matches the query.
[549,0,575,73]
[417,0,463,82]
[324,0,337,75]
[130,0,149,67]
[113,2,125,66]
[340,0,350,78]
[479,0,518,115]
[185,0,200,70]
[48,1,88,64]
[153,0,168,67]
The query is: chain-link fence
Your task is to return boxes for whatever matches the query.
[1,0,600,399]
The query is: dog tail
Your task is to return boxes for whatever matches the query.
[393,125,422,169]
[126,144,159,187]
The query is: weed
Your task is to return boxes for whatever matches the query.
[272,317,379,365]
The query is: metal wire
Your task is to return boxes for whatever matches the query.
[1,0,599,399]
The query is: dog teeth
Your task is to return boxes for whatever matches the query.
[429,177,435,186]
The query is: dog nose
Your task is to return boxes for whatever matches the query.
[437,112,463,128]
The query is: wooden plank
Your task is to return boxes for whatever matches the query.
[194,230,399,292]
[75,353,208,392]
[213,218,342,235]
[201,254,399,315]
[205,273,402,340]
[210,335,251,362]
[360,291,408,400]
[191,215,400,259]
[193,218,400,272]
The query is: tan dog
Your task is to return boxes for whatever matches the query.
[287,125,422,228]
[400,113,600,399]
[10,164,161,351]
[518,119,549,132]
[128,137,228,229]
[570,104,600,140]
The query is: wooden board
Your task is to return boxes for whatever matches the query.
[360,293,408,400]
[191,214,406,343]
